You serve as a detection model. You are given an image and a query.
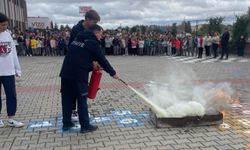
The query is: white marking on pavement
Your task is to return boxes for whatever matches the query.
[238,59,249,63]
[184,58,207,63]
[238,119,250,126]
[171,56,186,60]
[242,110,250,115]
[201,58,219,63]
[221,58,237,62]
[176,57,197,61]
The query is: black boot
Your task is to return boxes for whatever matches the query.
[62,122,75,131]
[80,124,98,133]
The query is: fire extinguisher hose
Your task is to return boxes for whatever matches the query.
[119,79,167,117]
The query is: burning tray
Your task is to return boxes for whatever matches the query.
[153,112,223,128]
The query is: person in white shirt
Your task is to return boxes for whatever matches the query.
[204,33,212,57]
[105,34,113,55]
[138,38,144,56]
[37,38,43,56]
[212,32,220,58]
[0,13,24,128]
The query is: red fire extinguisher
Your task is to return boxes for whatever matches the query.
[88,69,102,99]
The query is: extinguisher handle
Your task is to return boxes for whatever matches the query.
[119,79,128,86]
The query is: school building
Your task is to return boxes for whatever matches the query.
[0,0,28,32]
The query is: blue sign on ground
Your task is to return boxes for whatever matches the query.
[27,119,54,130]
[111,109,132,116]
[90,116,112,124]
[116,117,144,127]
[57,115,81,133]
[27,110,151,133]
[137,111,151,118]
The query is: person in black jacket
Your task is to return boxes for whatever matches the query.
[220,28,230,60]
[68,9,100,45]
[60,24,119,133]
[69,9,100,122]
[237,35,246,57]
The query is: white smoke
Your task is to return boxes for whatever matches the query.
[144,65,234,118]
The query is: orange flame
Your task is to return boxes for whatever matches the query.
[221,111,226,117]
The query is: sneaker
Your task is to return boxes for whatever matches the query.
[71,111,79,122]
[0,120,4,128]
[7,119,24,128]
[80,124,98,133]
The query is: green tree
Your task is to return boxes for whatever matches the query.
[198,24,209,35]
[60,25,65,31]
[65,24,71,31]
[171,23,177,36]
[208,17,224,34]
[130,25,138,33]
[151,25,162,33]
[140,25,147,34]
[231,7,250,53]
[54,23,59,31]
[181,21,192,34]
[186,21,192,33]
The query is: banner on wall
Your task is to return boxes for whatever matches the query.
[28,17,51,29]
[79,6,92,14]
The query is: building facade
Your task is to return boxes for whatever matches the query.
[0,0,28,32]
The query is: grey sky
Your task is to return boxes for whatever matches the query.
[26,0,250,29]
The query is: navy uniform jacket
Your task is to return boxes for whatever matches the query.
[60,30,116,82]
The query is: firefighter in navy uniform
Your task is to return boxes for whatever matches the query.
[69,9,100,122]
[60,24,119,133]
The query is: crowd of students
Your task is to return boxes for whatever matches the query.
[12,31,70,56]
[12,27,246,59]
[101,29,231,59]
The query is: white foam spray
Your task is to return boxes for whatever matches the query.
[144,65,234,118]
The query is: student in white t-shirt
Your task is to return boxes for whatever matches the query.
[0,13,24,128]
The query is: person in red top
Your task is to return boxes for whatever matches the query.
[131,37,138,55]
[171,37,176,55]
[175,37,181,56]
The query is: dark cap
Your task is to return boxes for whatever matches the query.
[0,13,8,23]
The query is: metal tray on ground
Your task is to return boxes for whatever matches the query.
[152,112,223,128]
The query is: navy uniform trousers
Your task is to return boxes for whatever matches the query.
[61,72,90,127]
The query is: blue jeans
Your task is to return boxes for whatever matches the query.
[61,76,90,127]
[0,75,17,116]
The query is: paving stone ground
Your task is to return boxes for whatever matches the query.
[1,56,250,150]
